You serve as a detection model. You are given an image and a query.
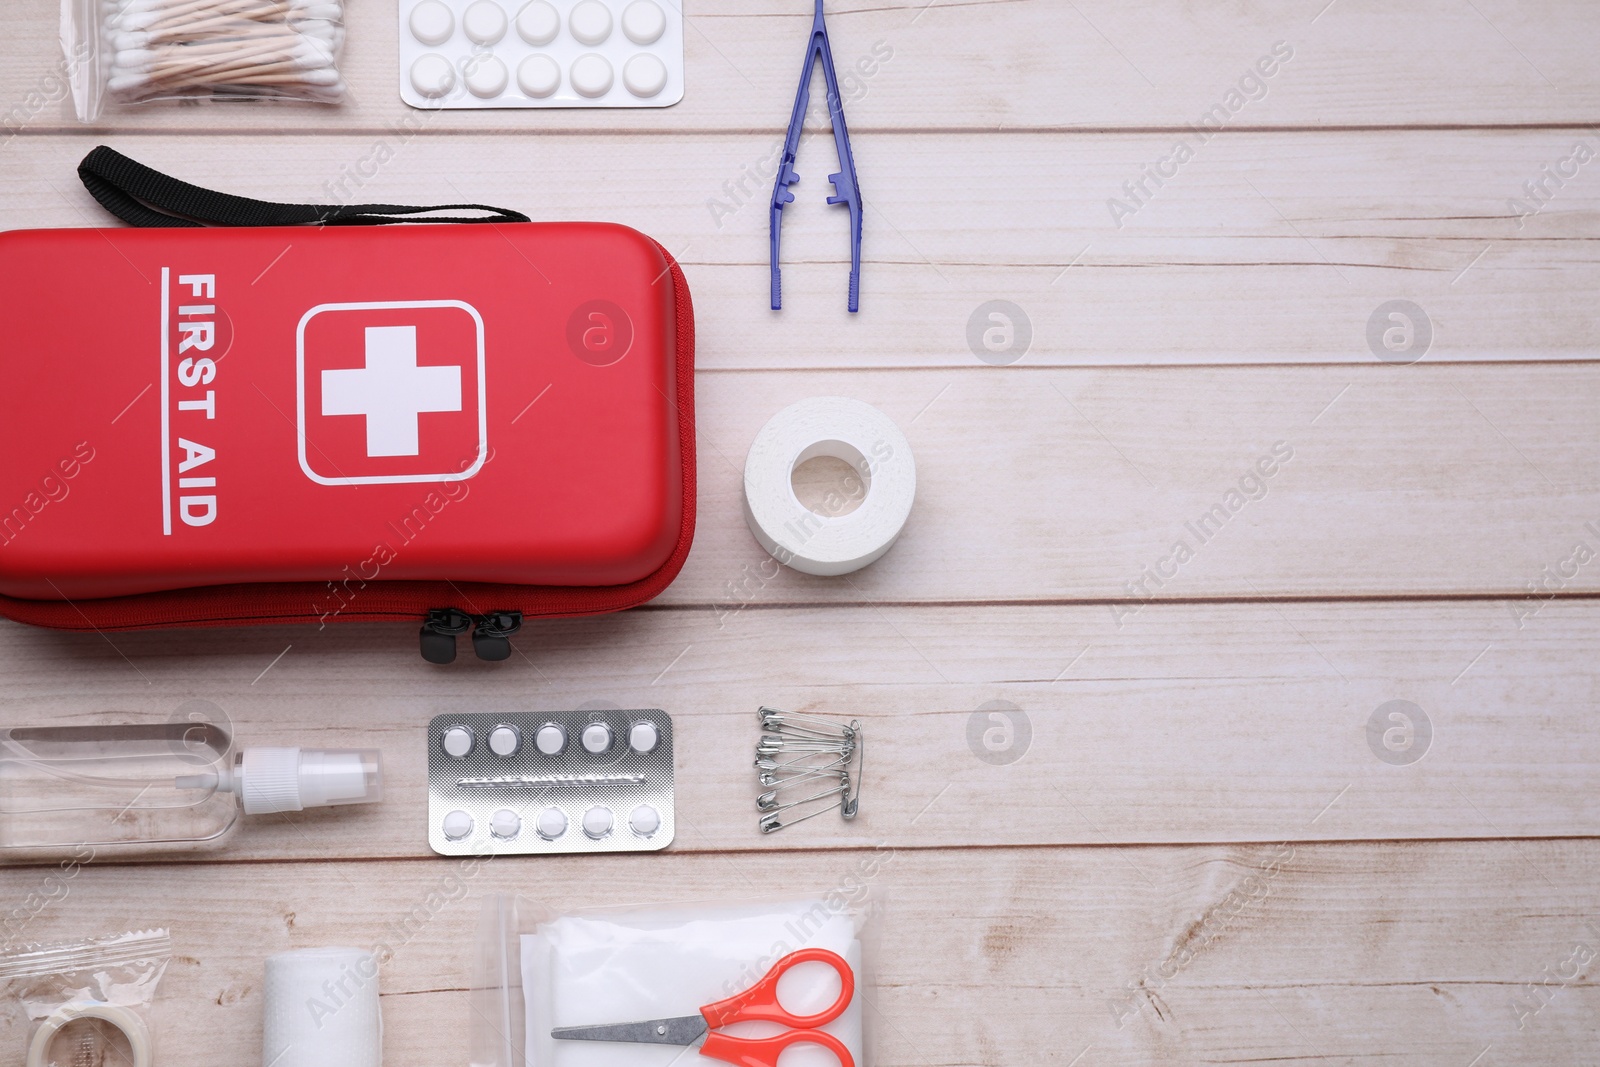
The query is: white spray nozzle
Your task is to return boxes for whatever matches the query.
[178,747,383,815]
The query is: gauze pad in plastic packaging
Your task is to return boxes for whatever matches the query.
[468,895,875,1067]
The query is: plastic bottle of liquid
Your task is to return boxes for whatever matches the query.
[0,722,382,854]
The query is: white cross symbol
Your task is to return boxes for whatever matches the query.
[321,326,462,457]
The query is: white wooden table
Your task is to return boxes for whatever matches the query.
[2,1,1599,1063]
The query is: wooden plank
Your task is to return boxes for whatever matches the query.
[3,599,1597,860]
[4,0,1599,134]
[2,131,1597,367]
[0,345,1596,601]
[0,841,1595,1065]
[0,9,1593,1067]
[684,363,1600,603]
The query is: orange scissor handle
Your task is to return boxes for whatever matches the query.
[701,1026,855,1067]
[699,947,856,1030]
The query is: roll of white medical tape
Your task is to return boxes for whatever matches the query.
[27,1002,153,1067]
[262,947,382,1067]
[742,397,916,576]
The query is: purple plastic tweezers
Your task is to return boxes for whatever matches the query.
[769,0,863,313]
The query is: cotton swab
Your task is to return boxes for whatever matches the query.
[103,0,345,104]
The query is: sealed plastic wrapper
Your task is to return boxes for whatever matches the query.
[0,928,171,1067]
[470,895,877,1067]
[61,0,346,121]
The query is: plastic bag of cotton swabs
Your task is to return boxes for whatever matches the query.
[61,0,346,121]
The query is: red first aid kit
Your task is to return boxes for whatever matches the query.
[0,149,695,661]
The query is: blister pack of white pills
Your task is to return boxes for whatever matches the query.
[428,710,674,857]
[399,0,683,109]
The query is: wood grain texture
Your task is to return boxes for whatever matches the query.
[4,0,1599,133]
[5,144,1599,598]
[11,336,1600,604]
[2,599,1596,859]
[1,2,1598,1065]
[2,131,1596,367]
[1,841,1596,1066]
[683,363,1600,601]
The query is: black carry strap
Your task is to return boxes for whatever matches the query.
[78,145,530,228]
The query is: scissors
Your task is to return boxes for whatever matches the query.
[551,947,856,1067]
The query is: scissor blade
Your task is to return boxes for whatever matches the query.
[551,1015,707,1047]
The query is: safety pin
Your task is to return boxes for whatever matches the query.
[758,779,846,814]
[753,706,863,830]
[759,754,849,787]
[759,791,849,833]
[757,723,854,752]
[755,751,838,773]
[763,727,850,749]
[759,708,851,733]
[757,735,853,757]
[762,755,845,778]
[758,766,849,806]
[759,707,857,739]
[841,722,863,819]
[758,788,849,833]
[759,738,853,757]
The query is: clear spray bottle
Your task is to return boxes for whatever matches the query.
[0,721,382,855]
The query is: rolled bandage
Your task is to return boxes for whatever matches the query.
[262,947,382,1067]
[743,397,917,576]
[27,1002,153,1067]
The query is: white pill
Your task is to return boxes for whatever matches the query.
[441,725,475,758]
[629,803,661,837]
[570,53,613,97]
[536,806,568,840]
[409,0,454,45]
[516,0,560,45]
[465,53,509,97]
[534,723,567,755]
[410,53,456,97]
[442,809,474,840]
[517,54,561,97]
[621,0,666,45]
[581,721,614,753]
[628,720,660,753]
[623,53,667,98]
[488,724,521,756]
[568,0,613,44]
[582,805,614,839]
[463,0,508,44]
[490,808,521,839]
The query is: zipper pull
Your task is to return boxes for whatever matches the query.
[472,611,523,662]
[419,608,473,664]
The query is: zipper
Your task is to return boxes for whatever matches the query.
[0,245,695,637]
[419,609,522,663]
[470,611,523,662]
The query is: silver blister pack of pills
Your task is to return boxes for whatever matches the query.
[399,0,684,109]
[427,710,674,856]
